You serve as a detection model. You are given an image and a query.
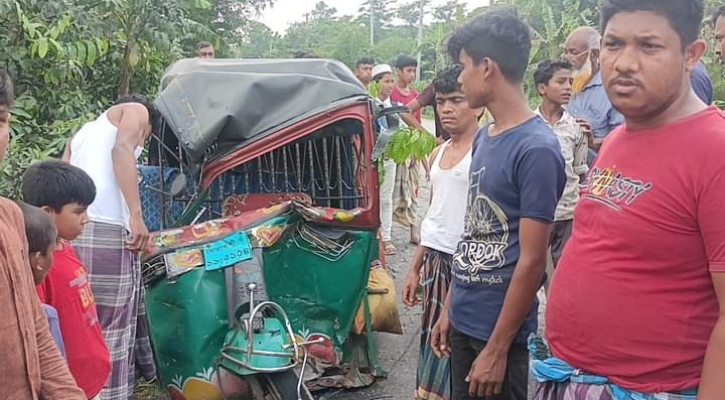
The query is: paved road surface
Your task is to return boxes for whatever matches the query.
[317,118,433,400]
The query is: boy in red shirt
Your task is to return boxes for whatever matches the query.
[18,202,67,358]
[22,160,111,400]
[539,1,725,399]
[391,54,421,122]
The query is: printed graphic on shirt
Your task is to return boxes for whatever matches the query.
[452,166,509,282]
[582,166,653,211]
[71,267,100,326]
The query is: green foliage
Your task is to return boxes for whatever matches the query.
[385,127,436,164]
[369,80,382,99]
[378,127,435,185]
[244,0,470,77]
[0,0,273,198]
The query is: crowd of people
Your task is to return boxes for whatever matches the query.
[366,1,725,400]
[0,63,159,398]
[2,0,725,400]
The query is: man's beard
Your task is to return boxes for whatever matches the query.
[572,55,593,94]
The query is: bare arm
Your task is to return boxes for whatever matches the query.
[699,273,725,399]
[401,112,430,134]
[430,286,453,357]
[486,219,549,350]
[401,98,433,135]
[112,104,148,250]
[61,138,71,162]
[112,105,146,213]
[410,246,426,273]
[485,147,562,351]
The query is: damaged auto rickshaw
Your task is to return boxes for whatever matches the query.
[138,58,404,400]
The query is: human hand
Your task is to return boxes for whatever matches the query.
[430,311,451,358]
[575,118,595,149]
[402,271,421,307]
[126,214,150,253]
[466,345,508,398]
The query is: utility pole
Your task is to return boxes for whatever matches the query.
[370,1,375,46]
[416,0,425,81]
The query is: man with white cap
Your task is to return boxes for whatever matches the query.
[370,64,399,256]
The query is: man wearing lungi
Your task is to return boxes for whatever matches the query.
[64,95,157,400]
[402,65,481,400]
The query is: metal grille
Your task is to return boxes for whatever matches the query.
[202,120,368,219]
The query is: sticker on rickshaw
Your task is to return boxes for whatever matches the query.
[165,248,204,279]
[154,229,184,248]
[203,231,253,271]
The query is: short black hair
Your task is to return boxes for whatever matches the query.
[433,65,463,94]
[711,6,725,27]
[601,0,704,48]
[17,201,57,255]
[534,59,573,87]
[22,160,96,213]
[356,57,375,68]
[196,41,213,50]
[395,54,418,70]
[114,94,159,127]
[0,69,15,109]
[447,7,532,83]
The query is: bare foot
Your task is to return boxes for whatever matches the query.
[409,226,420,245]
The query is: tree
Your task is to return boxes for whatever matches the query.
[433,0,466,29]
[237,20,282,57]
[397,1,421,28]
[308,1,337,21]
[357,0,396,45]
[0,0,274,198]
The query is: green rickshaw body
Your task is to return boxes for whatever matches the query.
[140,58,383,399]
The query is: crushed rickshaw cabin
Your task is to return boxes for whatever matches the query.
[137,58,394,400]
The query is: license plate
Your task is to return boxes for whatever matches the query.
[204,231,253,271]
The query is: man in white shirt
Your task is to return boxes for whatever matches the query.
[534,60,589,267]
[62,95,158,399]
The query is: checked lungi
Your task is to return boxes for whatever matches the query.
[74,221,157,400]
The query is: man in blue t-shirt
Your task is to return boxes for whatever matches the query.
[431,8,566,400]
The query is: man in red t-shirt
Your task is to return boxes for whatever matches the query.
[539,1,725,399]
[23,160,111,400]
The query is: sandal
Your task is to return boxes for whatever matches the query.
[384,241,397,255]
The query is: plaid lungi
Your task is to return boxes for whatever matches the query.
[74,221,156,400]
[416,249,452,400]
[393,160,420,228]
